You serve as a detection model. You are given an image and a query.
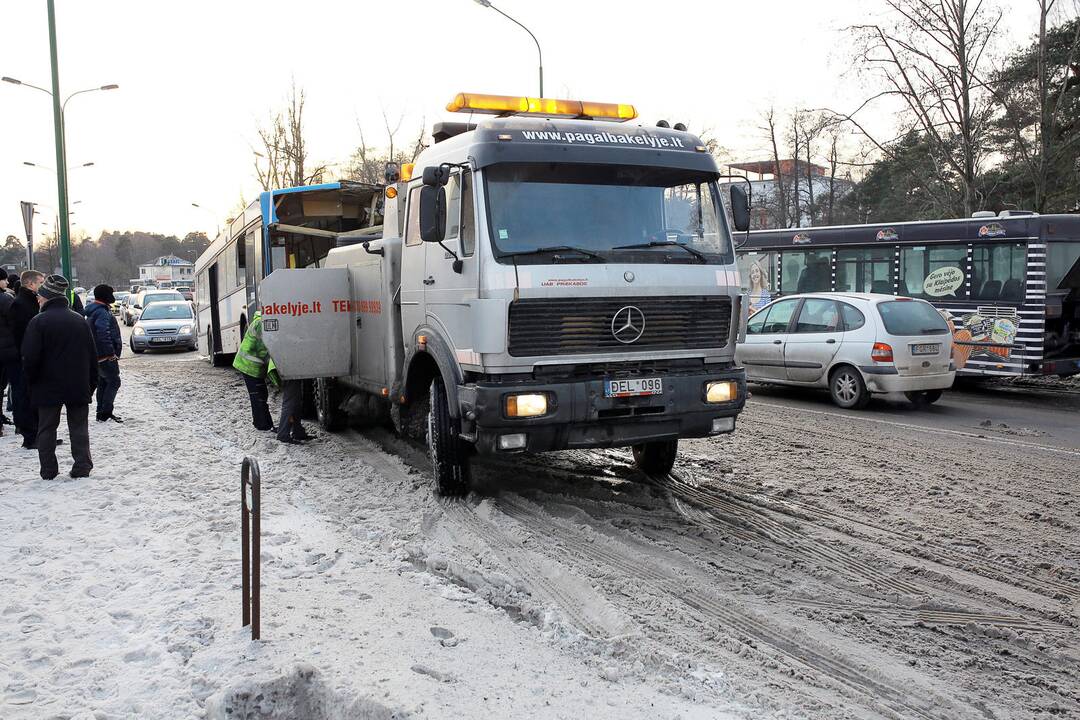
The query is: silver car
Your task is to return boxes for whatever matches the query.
[130,301,197,353]
[737,292,955,408]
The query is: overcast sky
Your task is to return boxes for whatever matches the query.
[1,0,1041,248]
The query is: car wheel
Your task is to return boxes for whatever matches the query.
[830,365,869,409]
[632,439,679,476]
[905,389,943,407]
[427,376,471,497]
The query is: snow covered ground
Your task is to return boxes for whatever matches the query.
[2,348,1078,719]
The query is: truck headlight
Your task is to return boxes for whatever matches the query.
[133,326,146,336]
[705,380,737,403]
[505,393,549,418]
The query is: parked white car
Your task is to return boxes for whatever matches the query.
[737,292,955,408]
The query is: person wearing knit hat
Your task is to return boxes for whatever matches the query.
[85,284,124,422]
[21,274,98,479]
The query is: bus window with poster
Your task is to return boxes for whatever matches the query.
[736,251,776,315]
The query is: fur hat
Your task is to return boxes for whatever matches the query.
[93,284,116,304]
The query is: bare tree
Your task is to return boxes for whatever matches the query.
[761,108,789,227]
[254,82,328,191]
[843,0,1002,216]
[343,109,428,184]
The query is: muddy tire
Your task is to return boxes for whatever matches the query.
[314,378,347,431]
[905,389,943,407]
[632,439,679,476]
[427,376,470,497]
[830,365,870,409]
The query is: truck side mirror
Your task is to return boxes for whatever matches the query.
[730,185,750,232]
[419,185,447,243]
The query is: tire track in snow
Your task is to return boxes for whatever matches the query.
[493,494,955,720]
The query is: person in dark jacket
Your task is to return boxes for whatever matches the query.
[10,270,44,446]
[21,274,97,479]
[84,284,123,422]
[0,273,16,432]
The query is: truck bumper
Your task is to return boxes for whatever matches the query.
[459,366,746,454]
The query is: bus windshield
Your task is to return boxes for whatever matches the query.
[484,163,733,264]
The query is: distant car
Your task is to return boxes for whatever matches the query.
[120,296,138,326]
[130,301,197,353]
[111,291,130,315]
[174,286,194,302]
[130,289,185,324]
[737,292,956,408]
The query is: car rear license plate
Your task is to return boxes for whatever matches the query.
[605,377,662,398]
[911,343,940,355]
[151,337,172,344]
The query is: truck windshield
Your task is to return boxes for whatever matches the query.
[484,163,734,264]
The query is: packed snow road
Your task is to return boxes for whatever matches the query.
[2,342,1078,719]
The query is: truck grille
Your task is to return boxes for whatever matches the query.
[508,296,731,357]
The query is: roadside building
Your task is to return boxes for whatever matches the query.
[723,160,854,230]
[136,255,195,289]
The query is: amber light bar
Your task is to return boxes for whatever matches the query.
[446,92,637,121]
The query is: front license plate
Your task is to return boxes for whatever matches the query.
[605,377,663,398]
[150,337,173,344]
[911,343,940,356]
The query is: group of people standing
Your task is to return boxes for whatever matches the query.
[0,270,124,480]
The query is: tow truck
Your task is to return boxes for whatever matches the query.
[259,92,751,495]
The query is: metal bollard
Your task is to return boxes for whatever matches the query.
[241,456,261,640]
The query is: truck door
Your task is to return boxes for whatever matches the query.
[423,170,479,358]
[785,298,843,383]
[399,183,426,340]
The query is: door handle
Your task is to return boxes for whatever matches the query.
[826,338,836,344]
[423,276,435,286]
[772,339,782,345]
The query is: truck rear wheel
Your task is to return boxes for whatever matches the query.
[428,376,471,497]
[632,439,679,476]
[315,378,347,431]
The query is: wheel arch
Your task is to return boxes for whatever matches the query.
[399,329,464,418]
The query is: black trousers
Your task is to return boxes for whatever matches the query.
[276,379,306,441]
[96,359,121,418]
[6,361,35,440]
[37,404,92,479]
[243,374,274,431]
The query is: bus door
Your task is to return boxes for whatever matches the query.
[244,227,259,319]
[208,261,222,353]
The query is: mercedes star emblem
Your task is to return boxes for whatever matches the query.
[611,305,646,344]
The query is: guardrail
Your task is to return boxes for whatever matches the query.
[241,456,261,640]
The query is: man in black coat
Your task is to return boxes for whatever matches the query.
[0,272,16,431]
[21,274,98,479]
[9,270,44,446]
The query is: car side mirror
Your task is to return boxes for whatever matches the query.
[730,185,750,232]
[419,185,447,244]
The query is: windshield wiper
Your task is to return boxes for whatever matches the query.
[611,240,707,263]
[497,245,606,262]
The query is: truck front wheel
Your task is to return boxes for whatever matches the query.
[315,378,347,431]
[428,376,471,497]
[632,439,679,476]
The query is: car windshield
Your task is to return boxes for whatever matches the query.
[484,163,733,264]
[877,300,950,336]
[114,292,129,300]
[140,303,192,321]
[144,292,183,306]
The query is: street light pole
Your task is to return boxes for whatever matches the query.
[46,0,72,282]
[474,0,543,97]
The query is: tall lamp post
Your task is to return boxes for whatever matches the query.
[473,0,543,97]
[2,0,117,285]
